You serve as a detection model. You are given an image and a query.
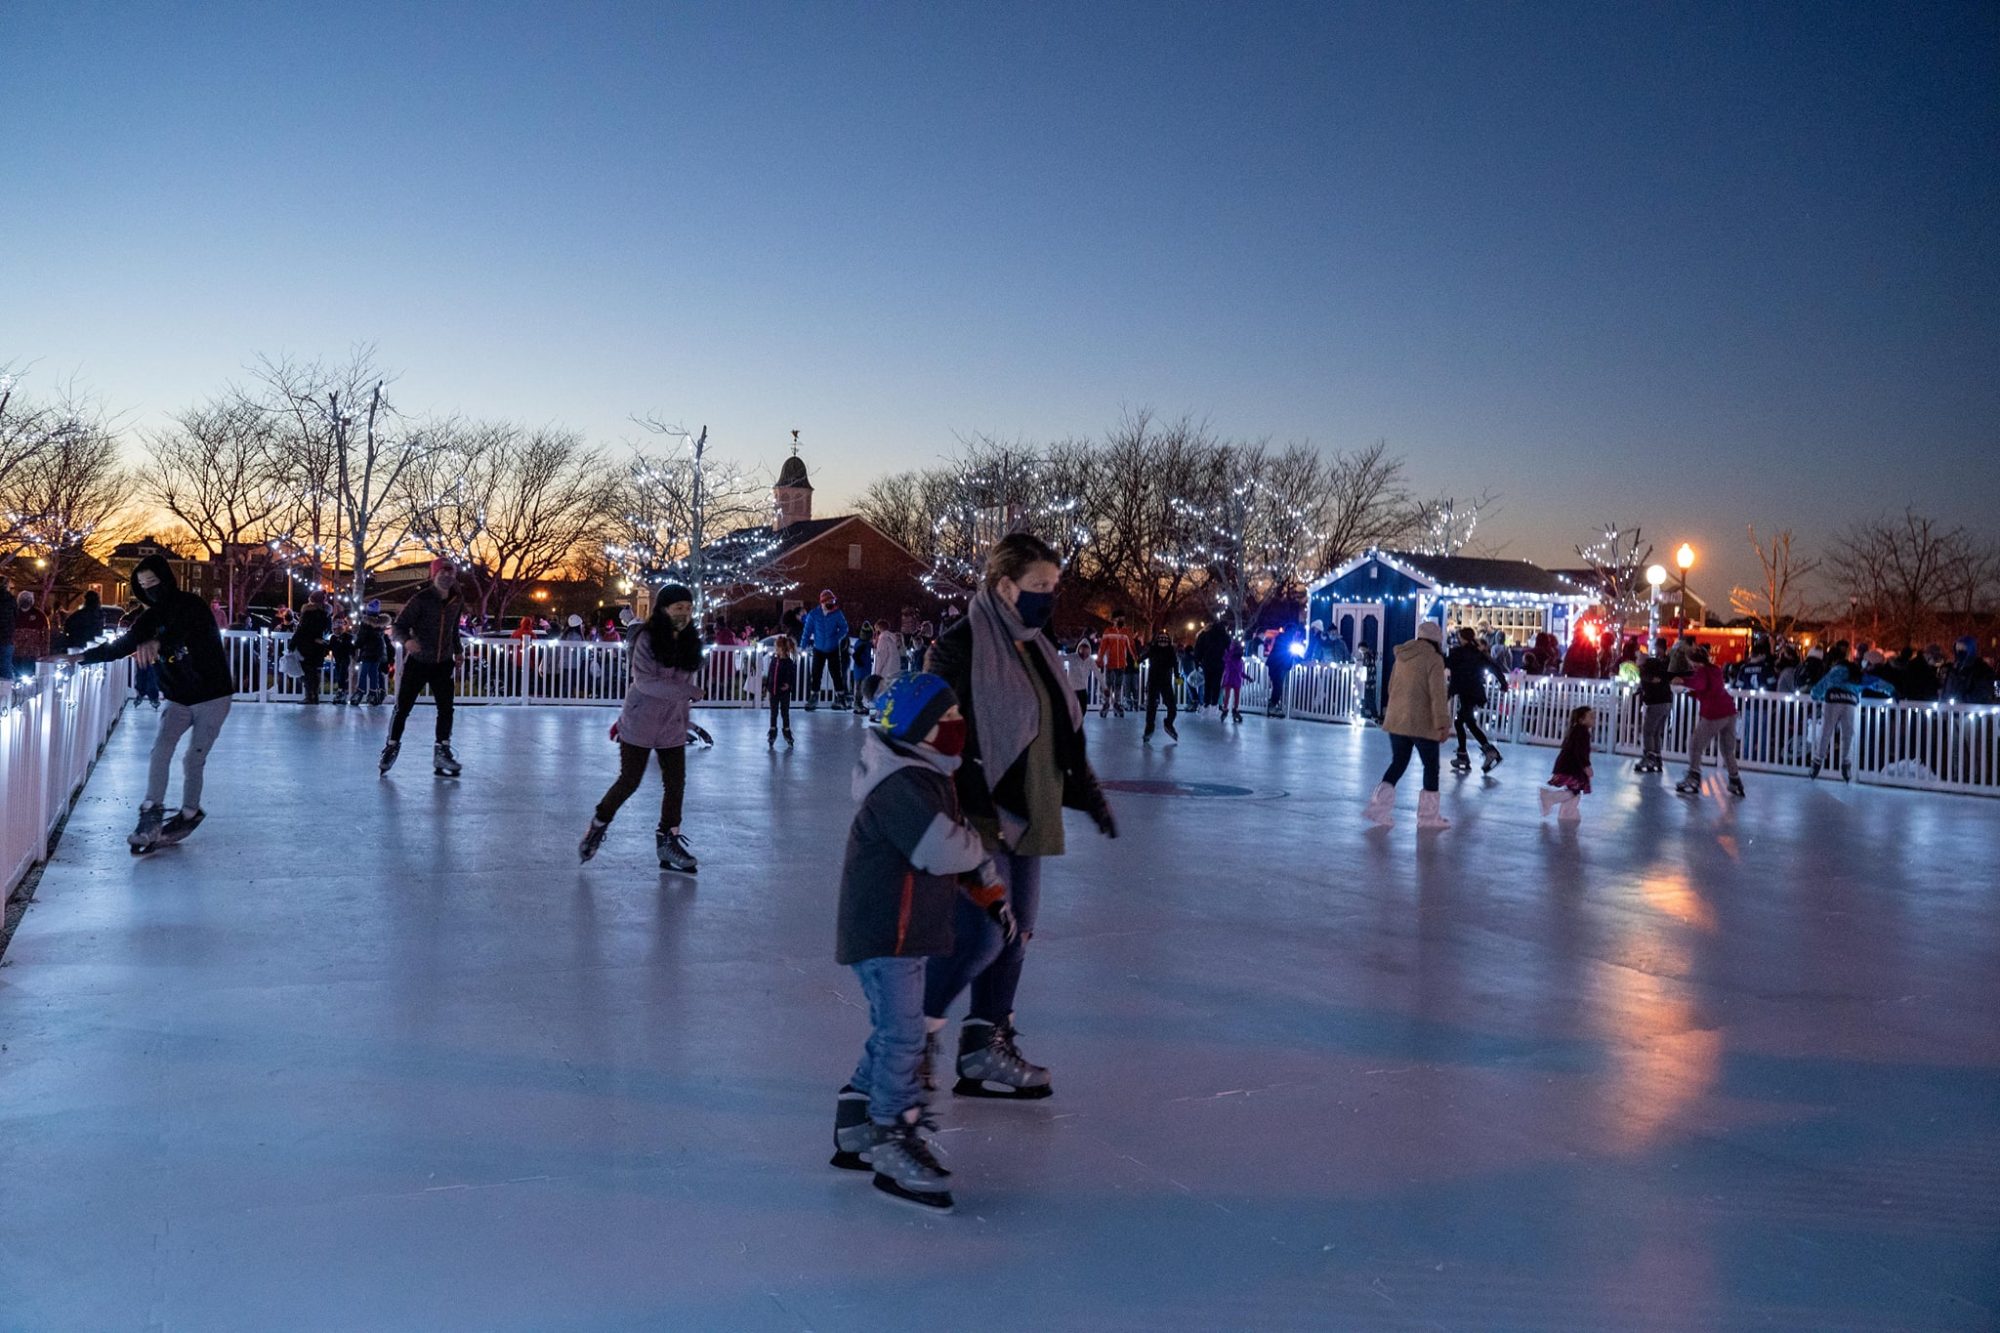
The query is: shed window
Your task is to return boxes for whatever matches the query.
[848,543,863,570]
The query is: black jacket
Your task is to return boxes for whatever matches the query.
[293,605,331,658]
[1143,638,1178,679]
[63,604,107,650]
[0,587,14,643]
[1194,624,1229,669]
[1445,643,1506,707]
[1637,655,1675,705]
[925,618,1107,831]
[394,585,463,664]
[354,621,387,663]
[79,554,235,706]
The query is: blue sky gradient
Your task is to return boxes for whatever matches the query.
[6,1,1996,597]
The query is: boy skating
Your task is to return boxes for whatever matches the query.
[831,672,1014,1212]
[381,560,464,777]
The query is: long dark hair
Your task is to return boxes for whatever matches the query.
[645,603,703,670]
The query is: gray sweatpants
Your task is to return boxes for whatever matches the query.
[1816,701,1855,770]
[1684,714,1741,782]
[147,698,232,811]
[1641,701,1671,758]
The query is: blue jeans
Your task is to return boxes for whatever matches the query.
[851,956,928,1124]
[357,660,385,694]
[0,644,14,679]
[925,850,1042,1024]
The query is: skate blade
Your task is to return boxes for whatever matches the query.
[872,1176,954,1212]
[953,1077,1053,1100]
[128,841,158,856]
[829,1150,872,1171]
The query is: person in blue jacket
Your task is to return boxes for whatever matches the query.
[1810,646,1895,781]
[801,588,850,711]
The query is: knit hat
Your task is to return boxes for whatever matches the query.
[567,614,583,627]
[1415,621,1444,646]
[1958,635,1979,659]
[819,588,837,604]
[873,672,956,744]
[428,558,452,578]
[656,582,694,607]
[1863,649,1887,668]
[364,599,381,615]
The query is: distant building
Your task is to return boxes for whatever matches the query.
[104,537,226,606]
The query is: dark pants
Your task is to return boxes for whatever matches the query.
[1200,661,1224,709]
[1453,697,1492,753]
[330,652,353,695]
[807,644,847,705]
[389,659,455,743]
[1382,734,1441,791]
[1145,671,1178,731]
[1268,667,1290,712]
[926,851,1041,1024]
[595,741,686,831]
[300,649,328,702]
[768,690,792,734]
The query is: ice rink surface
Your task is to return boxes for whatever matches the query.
[2,702,1996,1331]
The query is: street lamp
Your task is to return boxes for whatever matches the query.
[1673,543,1695,632]
[1645,563,1668,646]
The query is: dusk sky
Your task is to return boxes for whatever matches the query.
[6,1,1996,601]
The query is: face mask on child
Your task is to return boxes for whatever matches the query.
[928,717,967,757]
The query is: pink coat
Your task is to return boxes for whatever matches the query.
[1682,664,1737,720]
[616,630,703,749]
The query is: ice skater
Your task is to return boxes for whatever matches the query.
[1220,633,1246,722]
[1141,628,1179,742]
[1675,645,1745,799]
[380,560,465,777]
[1539,705,1594,822]
[1445,626,1508,773]
[1809,645,1895,780]
[578,583,704,872]
[67,554,237,853]
[831,672,1015,1212]
[766,634,797,748]
[1362,620,1453,830]
[1634,637,1674,772]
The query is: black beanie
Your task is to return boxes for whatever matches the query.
[656,583,694,607]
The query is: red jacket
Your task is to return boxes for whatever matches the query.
[1682,664,1737,720]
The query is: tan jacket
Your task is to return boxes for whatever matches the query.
[1383,638,1450,739]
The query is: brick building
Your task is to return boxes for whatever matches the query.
[705,449,939,635]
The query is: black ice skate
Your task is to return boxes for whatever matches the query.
[1450,750,1473,773]
[1728,776,1746,799]
[1163,719,1178,741]
[767,728,777,749]
[657,830,698,874]
[156,809,205,846]
[870,1111,953,1212]
[830,1084,884,1171]
[1675,776,1702,796]
[1482,747,1503,773]
[954,1019,1053,1100]
[378,739,401,775]
[1807,757,1821,780]
[432,742,462,777]
[127,803,165,854]
[578,818,608,864]
[784,730,794,748]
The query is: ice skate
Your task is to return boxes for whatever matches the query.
[830,1084,884,1171]
[1841,764,1853,783]
[1450,749,1473,773]
[1362,781,1396,827]
[368,689,384,706]
[1807,757,1821,780]
[784,729,795,748]
[767,728,777,749]
[1416,789,1450,830]
[127,803,165,854]
[1481,746,1503,773]
[954,1018,1053,1099]
[1231,710,1243,723]
[578,818,608,864]
[156,809,205,846]
[331,689,348,706]
[657,829,698,874]
[689,724,714,749]
[1675,775,1702,796]
[1142,728,1154,743]
[378,739,401,775]
[1728,776,1746,799]
[432,741,462,777]
[1163,718,1178,741]
[919,1030,940,1093]
[1538,787,1567,818]
[870,1110,953,1212]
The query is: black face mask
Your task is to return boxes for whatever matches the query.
[1013,589,1055,628]
[136,580,161,605]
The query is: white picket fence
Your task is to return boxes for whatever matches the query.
[2,659,133,900]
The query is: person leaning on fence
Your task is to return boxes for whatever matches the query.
[67,553,237,853]
[1810,645,1895,782]
[353,602,389,705]
[1675,644,1745,799]
[380,560,465,778]
[1362,620,1453,830]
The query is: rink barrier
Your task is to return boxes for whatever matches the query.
[210,631,2000,798]
[2,658,132,900]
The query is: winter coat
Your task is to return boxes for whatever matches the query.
[924,617,1107,837]
[1194,624,1229,671]
[801,604,849,653]
[13,605,49,662]
[63,604,107,650]
[1143,638,1178,681]
[0,588,14,645]
[354,621,387,663]
[1946,654,1996,706]
[1445,642,1506,707]
[293,605,331,660]
[836,731,1001,965]
[873,628,906,678]
[1550,722,1593,794]
[766,656,798,698]
[1811,663,1894,706]
[78,554,235,706]
[1221,639,1246,689]
[328,630,355,666]
[394,586,463,664]
[1681,663,1737,720]
[1096,627,1136,671]
[1383,638,1450,739]
[616,623,704,749]
[1637,655,1675,705]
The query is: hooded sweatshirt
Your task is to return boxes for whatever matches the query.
[79,554,235,705]
[835,730,1000,965]
[1383,629,1450,738]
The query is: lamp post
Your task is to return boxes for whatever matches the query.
[688,426,708,617]
[1673,543,1696,633]
[1645,563,1668,646]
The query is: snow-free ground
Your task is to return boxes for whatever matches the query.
[2,702,1996,1331]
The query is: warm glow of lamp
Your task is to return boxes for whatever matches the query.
[1645,563,1668,588]
[532,589,549,602]
[1675,543,1695,571]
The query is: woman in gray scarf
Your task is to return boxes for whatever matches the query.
[919,532,1117,1099]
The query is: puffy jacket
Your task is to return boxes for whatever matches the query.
[1445,642,1506,707]
[1383,638,1450,738]
[1681,663,1737,720]
[835,731,1000,965]
[802,604,849,653]
[616,622,703,749]
[394,586,463,664]
[1096,628,1136,671]
[78,554,235,706]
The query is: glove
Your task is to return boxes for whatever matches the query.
[608,721,620,743]
[1087,786,1119,839]
[986,898,1020,946]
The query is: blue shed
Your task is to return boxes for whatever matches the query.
[1307,550,1592,709]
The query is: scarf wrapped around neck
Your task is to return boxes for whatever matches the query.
[970,586,1081,837]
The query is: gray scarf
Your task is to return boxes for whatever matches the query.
[970,587,1081,833]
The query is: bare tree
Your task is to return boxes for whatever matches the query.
[1316,439,1411,570]
[1089,411,1220,634]
[1182,440,1335,631]
[407,422,616,622]
[1408,491,1501,559]
[1829,508,1988,648]
[853,471,931,558]
[145,392,288,618]
[608,424,786,613]
[0,378,132,598]
[1571,524,1655,625]
[1729,526,1822,645]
